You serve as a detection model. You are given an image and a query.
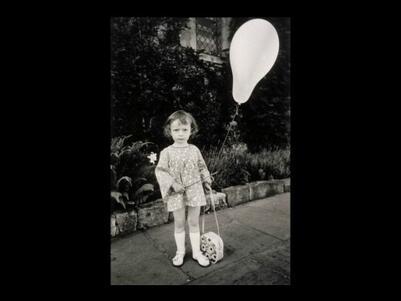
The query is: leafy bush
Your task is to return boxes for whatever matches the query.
[203,144,250,190]
[244,146,290,181]
[203,144,290,189]
[110,135,161,212]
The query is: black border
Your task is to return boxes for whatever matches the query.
[27,9,362,291]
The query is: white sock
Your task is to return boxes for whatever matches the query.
[189,231,201,258]
[174,231,186,255]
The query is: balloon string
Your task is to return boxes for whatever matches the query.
[213,103,240,173]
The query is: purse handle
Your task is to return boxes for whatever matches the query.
[201,190,221,237]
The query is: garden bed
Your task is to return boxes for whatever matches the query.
[111,178,290,238]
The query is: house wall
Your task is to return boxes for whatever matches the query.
[180,17,232,65]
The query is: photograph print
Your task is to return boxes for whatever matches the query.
[110,17,290,285]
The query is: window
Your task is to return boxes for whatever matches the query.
[196,18,221,56]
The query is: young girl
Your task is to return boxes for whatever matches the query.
[155,110,212,267]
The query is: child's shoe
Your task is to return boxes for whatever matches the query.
[192,252,211,267]
[172,251,185,267]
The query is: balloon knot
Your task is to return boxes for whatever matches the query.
[235,104,239,116]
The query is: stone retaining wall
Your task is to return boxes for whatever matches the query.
[111,178,290,238]
[137,199,169,230]
[222,179,288,207]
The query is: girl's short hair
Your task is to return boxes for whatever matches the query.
[163,110,199,139]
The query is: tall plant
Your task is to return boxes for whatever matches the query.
[110,135,160,212]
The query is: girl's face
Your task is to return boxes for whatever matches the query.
[170,119,191,145]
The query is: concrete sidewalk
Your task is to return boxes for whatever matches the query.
[111,192,290,285]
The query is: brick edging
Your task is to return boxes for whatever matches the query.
[111,178,290,238]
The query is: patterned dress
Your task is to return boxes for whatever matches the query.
[155,144,212,212]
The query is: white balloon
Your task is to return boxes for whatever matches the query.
[229,19,280,104]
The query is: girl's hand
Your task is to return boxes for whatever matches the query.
[203,182,212,193]
[172,182,185,193]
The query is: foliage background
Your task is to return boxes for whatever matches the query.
[111,17,290,152]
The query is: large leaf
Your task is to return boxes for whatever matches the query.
[116,176,133,193]
[133,177,147,184]
[111,134,133,153]
[111,165,117,189]
[134,183,154,198]
[111,191,126,209]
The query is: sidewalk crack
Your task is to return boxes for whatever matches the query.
[142,231,194,282]
[233,219,287,242]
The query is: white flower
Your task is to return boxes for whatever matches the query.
[147,152,157,164]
